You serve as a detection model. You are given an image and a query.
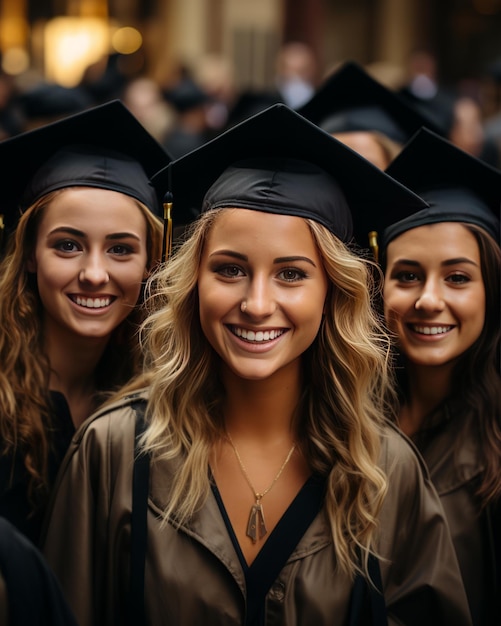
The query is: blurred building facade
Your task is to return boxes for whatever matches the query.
[0,0,500,105]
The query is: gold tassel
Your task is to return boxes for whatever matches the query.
[368,230,379,263]
[162,192,173,263]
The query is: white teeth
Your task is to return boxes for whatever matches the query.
[413,325,452,335]
[75,296,111,308]
[233,327,284,342]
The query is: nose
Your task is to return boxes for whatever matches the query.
[241,276,276,318]
[414,278,445,312]
[78,253,110,286]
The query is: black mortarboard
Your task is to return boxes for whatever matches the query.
[298,61,443,145]
[151,103,427,249]
[18,82,93,120]
[163,77,211,113]
[0,99,172,235]
[383,127,501,247]
[224,89,283,129]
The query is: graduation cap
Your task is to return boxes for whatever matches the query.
[18,82,93,120]
[383,127,501,247]
[225,89,283,129]
[151,103,428,254]
[163,77,212,113]
[0,99,172,240]
[298,61,443,145]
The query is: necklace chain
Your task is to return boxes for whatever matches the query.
[226,432,296,543]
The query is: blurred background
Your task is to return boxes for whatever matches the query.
[1,0,501,163]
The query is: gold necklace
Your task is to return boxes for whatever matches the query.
[226,433,296,544]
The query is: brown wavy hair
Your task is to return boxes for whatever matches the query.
[0,189,163,510]
[454,225,501,507]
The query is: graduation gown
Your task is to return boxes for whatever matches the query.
[0,517,77,626]
[409,403,500,626]
[42,391,472,626]
[0,392,75,545]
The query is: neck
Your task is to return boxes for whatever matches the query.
[44,326,109,428]
[399,361,453,435]
[221,364,301,442]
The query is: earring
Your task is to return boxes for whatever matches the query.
[240,301,247,313]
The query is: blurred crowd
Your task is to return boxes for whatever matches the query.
[2,43,501,168]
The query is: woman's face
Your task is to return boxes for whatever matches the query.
[383,221,485,368]
[197,209,329,382]
[29,187,148,343]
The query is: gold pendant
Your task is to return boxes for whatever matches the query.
[246,502,267,543]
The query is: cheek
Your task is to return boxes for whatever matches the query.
[465,290,486,333]
[125,280,143,305]
[197,280,226,335]
[36,257,70,292]
[383,285,408,317]
[119,259,149,300]
[294,289,328,333]
[382,295,405,335]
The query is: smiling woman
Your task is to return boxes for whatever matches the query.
[197,209,329,384]
[0,101,171,546]
[30,187,149,342]
[42,104,472,626]
[381,128,501,626]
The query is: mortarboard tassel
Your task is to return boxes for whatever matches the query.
[368,230,379,263]
[161,191,173,263]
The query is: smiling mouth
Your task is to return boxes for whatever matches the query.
[229,326,286,343]
[410,324,454,336]
[69,295,114,309]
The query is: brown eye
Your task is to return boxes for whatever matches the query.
[446,273,470,285]
[109,244,133,256]
[394,271,420,283]
[217,264,244,278]
[55,240,80,252]
[278,268,307,282]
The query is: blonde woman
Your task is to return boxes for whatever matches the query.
[43,105,471,625]
[0,101,170,544]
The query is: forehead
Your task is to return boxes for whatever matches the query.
[204,208,319,252]
[36,187,146,231]
[385,221,481,263]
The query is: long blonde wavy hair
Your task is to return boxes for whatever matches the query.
[0,189,163,509]
[122,208,394,579]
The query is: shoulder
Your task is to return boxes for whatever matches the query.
[59,389,150,473]
[378,421,445,540]
[379,419,431,484]
[74,388,149,444]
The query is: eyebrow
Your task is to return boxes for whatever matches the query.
[392,257,479,268]
[209,249,317,267]
[47,227,141,241]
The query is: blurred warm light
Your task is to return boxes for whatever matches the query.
[2,47,29,75]
[0,15,28,49]
[44,17,110,87]
[111,26,142,54]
